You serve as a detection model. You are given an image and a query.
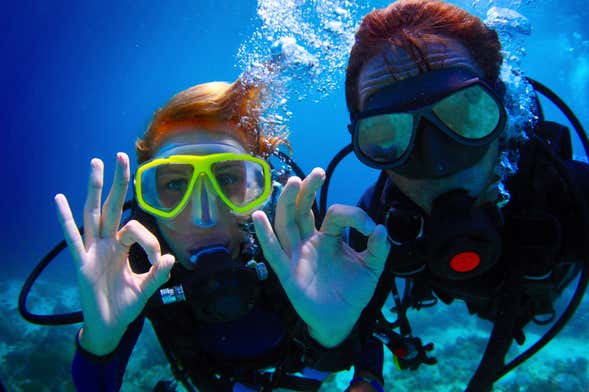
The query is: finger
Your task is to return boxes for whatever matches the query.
[140,253,176,295]
[251,210,290,282]
[54,194,86,267]
[83,158,104,245]
[363,224,390,274]
[116,220,162,267]
[273,176,302,255]
[101,153,131,238]
[296,167,324,239]
[320,204,376,238]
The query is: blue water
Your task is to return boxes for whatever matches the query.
[2,0,589,390]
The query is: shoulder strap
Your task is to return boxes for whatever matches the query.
[534,120,573,160]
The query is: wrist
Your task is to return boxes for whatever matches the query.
[78,326,124,356]
[308,323,354,348]
[295,321,361,372]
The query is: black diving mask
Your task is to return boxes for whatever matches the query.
[350,67,507,178]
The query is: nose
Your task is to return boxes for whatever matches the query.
[412,117,490,178]
[189,174,219,227]
[413,118,453,177]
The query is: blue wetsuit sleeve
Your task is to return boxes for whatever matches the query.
[72,316,145,392]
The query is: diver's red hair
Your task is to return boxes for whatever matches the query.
[345,0,503,111]
[136,78,285,163]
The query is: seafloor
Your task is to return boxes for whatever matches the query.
[3,276,588,391]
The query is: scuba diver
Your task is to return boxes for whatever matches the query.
[20,77,391,391]
[319,0,589,391]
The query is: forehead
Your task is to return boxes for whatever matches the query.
[357,38,482,111]
[154,129,246,157]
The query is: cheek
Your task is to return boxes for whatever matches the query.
[155,204,243,237]
[155,213,246,259]
[154,220,183,258]
[156,209,192,234]
[165,199,235,228]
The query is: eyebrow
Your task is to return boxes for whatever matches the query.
[157,167,193,176]
[214,161,245,170]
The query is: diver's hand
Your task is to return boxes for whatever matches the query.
[54,153,175,355]
[252,167,389,348]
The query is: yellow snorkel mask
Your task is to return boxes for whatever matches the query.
[135,152,272,220]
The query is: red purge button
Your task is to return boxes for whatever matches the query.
[392,346,408,358]
[450,252,480,272]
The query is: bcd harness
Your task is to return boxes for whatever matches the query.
[318,78,589,391]
[129,227,359,392]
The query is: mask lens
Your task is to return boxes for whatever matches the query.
[140,163,194,213]
[357,112,413,163]
[432,85,501,139]
[211,159,268,210]
[136,154,271,217]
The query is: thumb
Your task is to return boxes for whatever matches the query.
[141,253,175,295]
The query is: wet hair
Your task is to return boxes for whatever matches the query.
[345,0,539,207]
[345,0,503,112]
[136,77,287,163]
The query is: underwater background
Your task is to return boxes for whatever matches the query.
[2,0,588,390]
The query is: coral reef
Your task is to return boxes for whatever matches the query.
[2,277,588,391]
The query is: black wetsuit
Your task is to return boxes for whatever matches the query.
[71,215,367,392]
[349,127,589,385]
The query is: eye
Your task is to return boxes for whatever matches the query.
[216,174,238,186]
[463,86,483,103]
[165,179,188,192]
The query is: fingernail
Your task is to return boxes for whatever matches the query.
[313,167,326,179]
[376,224,387,236]
[90,158,102,169]
[117,152,128,162]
